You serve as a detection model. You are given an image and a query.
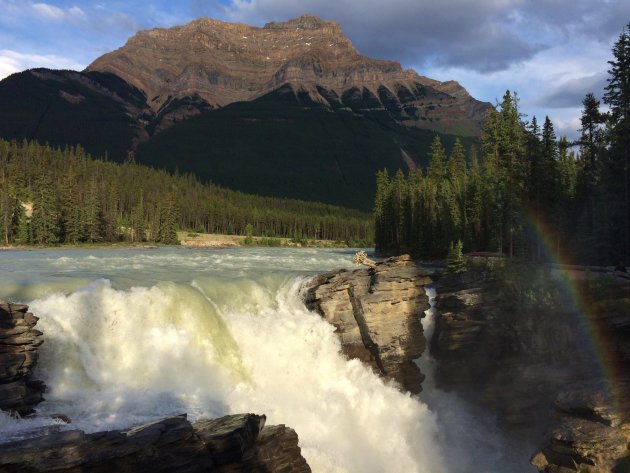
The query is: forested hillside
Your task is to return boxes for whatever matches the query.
[136,87,475,211]
[374,23,630,266]
[0,139,373,246]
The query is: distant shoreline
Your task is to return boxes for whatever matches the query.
[0,232,359,251]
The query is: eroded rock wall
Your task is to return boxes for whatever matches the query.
[304,254,432,393]
[431,264,630,472]
[0,300,45,415]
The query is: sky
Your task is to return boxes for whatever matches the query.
[1,0,629,140]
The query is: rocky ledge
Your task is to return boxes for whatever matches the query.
[304,254,433,393]
[531,382,630,473]
[430,260,630,472]
[0,413,311,473]
[0,300,46,415]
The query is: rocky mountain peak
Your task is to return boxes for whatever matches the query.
[86,14,490,136]
[263,13,341,31]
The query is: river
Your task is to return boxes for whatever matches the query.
[0,247,525,472]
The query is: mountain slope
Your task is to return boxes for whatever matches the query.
[0,69,150,159]
[136,85,475,211]
[0,14,490,210]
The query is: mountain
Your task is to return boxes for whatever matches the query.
[0,14,491,210]
[87,14,488,136]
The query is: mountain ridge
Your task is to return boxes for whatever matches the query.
[0,14,490,210]
[86,14,490,137]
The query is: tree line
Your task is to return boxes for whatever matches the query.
[375,23,630,266]
[0,140,373,246]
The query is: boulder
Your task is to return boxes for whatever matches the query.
[304,254,433,393]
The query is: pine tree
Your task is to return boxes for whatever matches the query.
[374,169,392,252]
[83,178,104,243]
[31,172,60,245]
[446,240,467,274]
[157,194,179,244]
[130,197,146,243]
[603,22,630,265]
[427,136,447,182]
[481,91,527,256]
[447,138,467,245]
[579,93,606,188]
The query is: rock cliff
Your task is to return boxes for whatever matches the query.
[531,382,630,473]
[430,260,630,472]
[0,413,311,473]
[87,14,489,136]
[0,300,45,415]
[304,254,433,393]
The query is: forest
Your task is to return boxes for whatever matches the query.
[374,23,630,266]
[0,139,373,246]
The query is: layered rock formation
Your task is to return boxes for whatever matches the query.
[87,14,489,136]
[432,267,598,427]
[531,383,630,473]
[0,413,311,473]
[430,261,630,472]
[304,254,433,393]
[0,300,45,415]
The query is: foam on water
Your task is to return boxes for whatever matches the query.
[0,248,450,472]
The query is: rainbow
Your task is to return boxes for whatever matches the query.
[520,210,626,414]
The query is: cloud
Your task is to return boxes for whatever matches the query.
[217,0,630,74]
[549,110,583,141]
[31,2,85,22]
[540,72,609,108]
[89,11,141,36]
[0,49,85,80]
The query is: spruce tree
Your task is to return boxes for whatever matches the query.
[603,22,630,265]
[157,194,179,244]
[31,172,60,245]
[446,240,467,274]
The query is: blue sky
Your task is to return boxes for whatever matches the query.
[1,0,629,140]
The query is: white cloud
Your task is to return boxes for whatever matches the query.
[0,49,85,80]
[549,110,583,141]
[31,2,85,22]
[218,0,630,73]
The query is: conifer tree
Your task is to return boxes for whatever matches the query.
[427,136,447,182]
[31,172,60,245]
[157,194,179,244]
[603,22,630,265]
[446,240,467,274]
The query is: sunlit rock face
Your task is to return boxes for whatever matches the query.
[304,254,433,394]
[87,14,490,136]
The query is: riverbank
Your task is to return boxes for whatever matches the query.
[0,232,362,251]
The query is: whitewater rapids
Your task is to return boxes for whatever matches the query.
[0,247,452,473]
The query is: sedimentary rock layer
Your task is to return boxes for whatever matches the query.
[0,300,45,415]
[430,260,630,472]
[531,382,630,473]
[87,14,489,135]
[304,254,432,393]
[0,413,311,473]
